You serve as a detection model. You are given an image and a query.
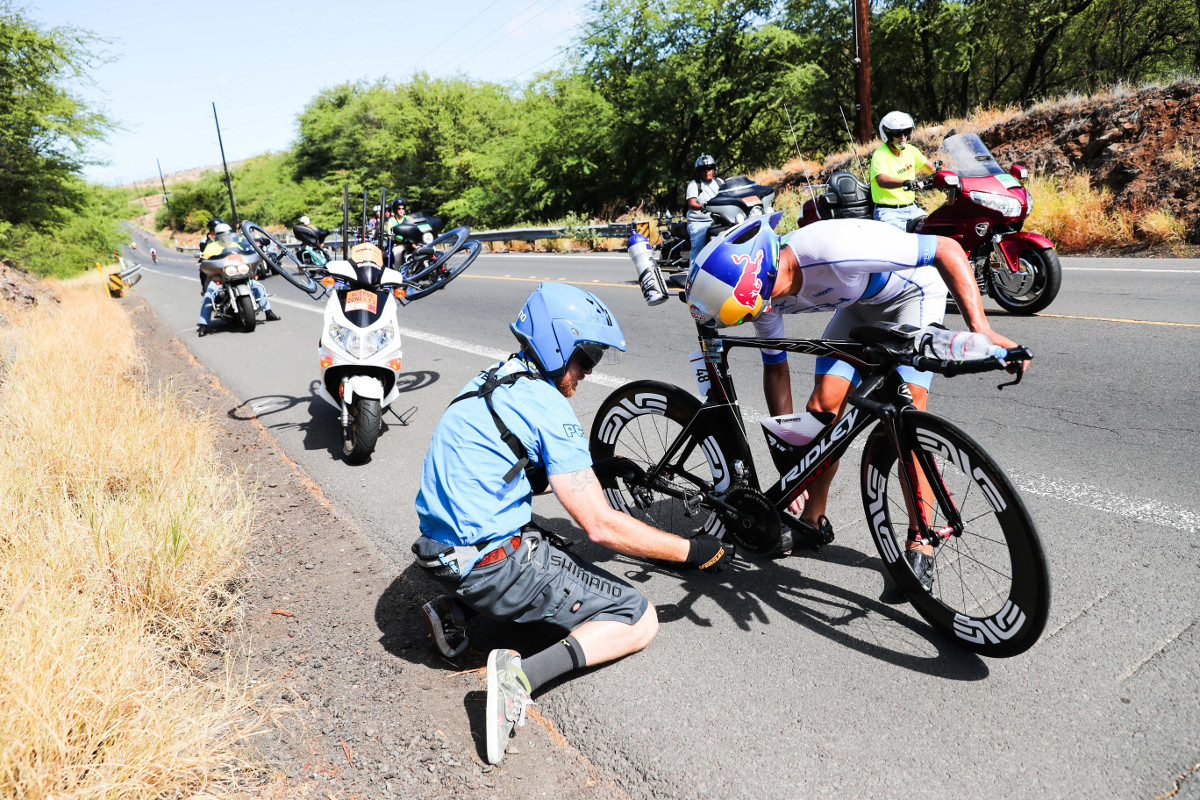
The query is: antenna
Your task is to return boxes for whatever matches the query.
[342,185,349,261]
[838,104,868,182]
[783,106,822,216]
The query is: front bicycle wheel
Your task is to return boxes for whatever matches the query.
[241,221,320,295]
[589,381,745,541]
[405,239,481,301]
[860,411,1050,657]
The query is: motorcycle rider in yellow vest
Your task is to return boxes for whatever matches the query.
[870,111,934,231]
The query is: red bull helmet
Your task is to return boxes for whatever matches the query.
[686,213,783,327]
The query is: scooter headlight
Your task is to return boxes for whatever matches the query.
[969,191,1022,218]
[328,322,396,358]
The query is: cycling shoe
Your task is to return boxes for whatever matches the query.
[905,547,934,593]
[772,515,834,557]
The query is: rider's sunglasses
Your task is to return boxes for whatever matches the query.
[573,342,608,371]
[893,128,913,138]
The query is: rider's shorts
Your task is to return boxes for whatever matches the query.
[439,527,649,631]
[817,265,948,390]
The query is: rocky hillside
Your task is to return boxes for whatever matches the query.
[775,80,1200,245]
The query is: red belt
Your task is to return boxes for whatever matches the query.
[476,535,522,568]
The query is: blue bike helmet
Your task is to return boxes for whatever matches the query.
[686,212,784,327]
[510,282,627,380]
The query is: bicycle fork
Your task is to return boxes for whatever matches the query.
[851,376,964,547]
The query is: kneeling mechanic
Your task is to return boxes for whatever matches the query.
[412,282,733,765]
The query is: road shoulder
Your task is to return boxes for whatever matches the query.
[121,293,623,800]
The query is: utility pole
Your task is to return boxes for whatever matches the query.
[156,158,175,230]
[852,0,873,143]
[212,103,239,224]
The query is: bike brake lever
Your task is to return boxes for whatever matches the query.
[998,346,1033,390]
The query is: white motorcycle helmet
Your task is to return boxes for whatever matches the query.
[298,215,311,226]
[879,111,916,144]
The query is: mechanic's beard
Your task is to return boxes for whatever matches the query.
[557,371,579,398]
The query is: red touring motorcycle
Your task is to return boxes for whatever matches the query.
[796,133,1061,315]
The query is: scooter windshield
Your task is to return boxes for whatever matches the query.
[941,134,1006,179]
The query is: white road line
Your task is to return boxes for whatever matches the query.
[1062,267,1200,274]
[1012,475,1200,533]
[147,267,1200,532]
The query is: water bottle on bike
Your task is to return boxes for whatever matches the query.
[627,230,668,306]
[919,324,1007,361]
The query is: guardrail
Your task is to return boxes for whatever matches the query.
[471,222,633,243]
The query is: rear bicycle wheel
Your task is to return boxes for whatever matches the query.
[405,239,481,300]
[589,381,744,541]
[241,221,320,295]
[860,411,1050,657]
[403,226,471,282]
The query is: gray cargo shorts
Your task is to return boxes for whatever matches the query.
[445,529,649,632]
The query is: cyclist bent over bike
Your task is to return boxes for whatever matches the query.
[685,216,1023,586]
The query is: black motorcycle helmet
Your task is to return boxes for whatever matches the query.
[694,153,716,178]
[206,217,226,232]
[390,198,406,214]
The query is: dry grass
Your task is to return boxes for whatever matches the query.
[1138,209,1188,243]
[1024,173,1135,251]
[0,274,263,798]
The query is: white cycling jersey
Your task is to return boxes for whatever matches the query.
[753,219,945,371]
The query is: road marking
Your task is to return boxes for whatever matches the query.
[1036,313,1200,328]
[1012,474,1200,533]
[463,274,636,289]
[1063,267,1200,274]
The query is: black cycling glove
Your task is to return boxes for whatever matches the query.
[901,179,918,192]
[683,534,734,574]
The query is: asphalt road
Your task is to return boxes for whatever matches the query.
[125,231,1200,799]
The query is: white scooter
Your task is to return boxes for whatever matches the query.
[315,242,412,463]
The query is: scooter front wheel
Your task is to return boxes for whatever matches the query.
[344,397,381,464]
[988,246,1061,315]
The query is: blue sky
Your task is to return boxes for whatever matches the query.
[29,0,589,185]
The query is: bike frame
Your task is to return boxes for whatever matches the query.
[639,323,965,546]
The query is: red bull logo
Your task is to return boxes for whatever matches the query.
[731,250,764,307]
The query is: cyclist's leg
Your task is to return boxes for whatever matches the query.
[798,371,854,523]
[800,304,870,524]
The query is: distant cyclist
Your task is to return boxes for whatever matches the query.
[870,111,934,231]
[686,216,1021,585]
[150,247,157,264]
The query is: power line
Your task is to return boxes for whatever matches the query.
[405,0,507,75]
[452,0,571,74]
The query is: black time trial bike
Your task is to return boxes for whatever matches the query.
[589,309,1050,658]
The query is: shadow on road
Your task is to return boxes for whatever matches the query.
[227,370,443,460]
[372,510,989,690]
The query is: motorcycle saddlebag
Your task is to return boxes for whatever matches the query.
[823,171,872,220]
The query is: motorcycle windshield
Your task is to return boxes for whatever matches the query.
[941,134,1006,179]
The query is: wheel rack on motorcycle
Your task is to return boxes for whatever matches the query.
[239,186,482,463]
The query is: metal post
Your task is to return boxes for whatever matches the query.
[852,0,873,143]
[156,158,175,230]
[212,103,239,224]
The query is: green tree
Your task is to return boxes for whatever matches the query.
[0,3,112,228]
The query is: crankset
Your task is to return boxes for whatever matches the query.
[718,486,781,555]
